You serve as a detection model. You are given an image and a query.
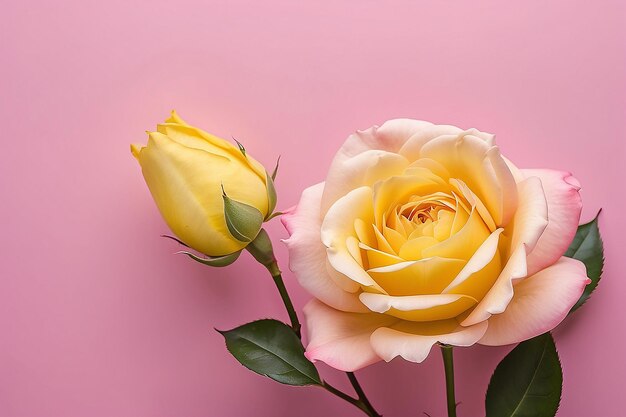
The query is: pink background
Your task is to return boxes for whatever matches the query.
[1,1,624,416]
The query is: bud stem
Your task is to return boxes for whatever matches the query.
[246,229,301,337]
[249,228,381,417]
[269,266,301,339]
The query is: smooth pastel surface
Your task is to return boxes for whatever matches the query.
[1,1,623,416]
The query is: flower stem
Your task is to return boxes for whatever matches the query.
[347,372,382,417]
[246,230,301,338]
[268,264,301,339]
[266,260,381,416]
[249,230,380,416]
[322,380,381,417]
[440,344,457,417]
[257,242,380,417]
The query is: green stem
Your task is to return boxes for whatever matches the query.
[267,260,380,417]
[322,381,380,417]
[264,266,380,417]
[440,344,457,417]
[268,263,301,339]
[347,372,382,417]
[249,230,380,416]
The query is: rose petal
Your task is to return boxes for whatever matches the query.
[442,228,503,295]
[359,293,477,321]
[156,121,267,181]
[480,257,590,345]
[303,299,396,371]
[326,119,433,170]
[370,320,488,363]
[461,245,528,326]
[459,176,551,326]
[282,183,368,312]
[509,176,549,251]
[321,150,410,215]
[367,257,466,296]
[398,125,464,161]
[320,120,433,213]
[322,187,383,290]
[522,169,583,276]
[421,206,492,260]
[419,133,518,226]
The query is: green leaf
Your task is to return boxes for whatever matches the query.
[486,333,562,417]
[218,319,321,386]
[265,171,277,220]
[177,250,241,267]
[222,188,263,242]
[565,211,604,312]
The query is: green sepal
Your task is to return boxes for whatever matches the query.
[265,171,278,220]
[246,229,277,268]
[161,234,190,248]
[485,333,562,417]
[177,250,241,267]
[217,319,321,386]
[222,188,263,243]
[271,155,281,181]
[265,211,283,221]
[565,210,604,313]
[233,137,246,157]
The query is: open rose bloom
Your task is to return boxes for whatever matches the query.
[282,120,590,371]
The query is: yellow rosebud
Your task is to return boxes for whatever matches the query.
[131,111,275,257]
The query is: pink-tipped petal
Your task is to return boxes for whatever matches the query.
[303,300,396,371]
[480,257,590,346]
[522,169,583,276]
[509,176,549,252]
[281,183,368,312]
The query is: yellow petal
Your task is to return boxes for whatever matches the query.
[157,121,267,182]
[360,293,477,322]
[322,187,383,291]
[165,110,189,126]
[442,229,504,299]
[354,218,376,247]
[419,132,518,226]
[372,174,444,229]
[382,224,406,253]
[433,210,454,241]
[130,143,144,159]
[359,242,404,269]
[422,207,490,260]
[398,236,439,260]
[367,257,466,295]
[372,225,396,255]
[321,150,410,216]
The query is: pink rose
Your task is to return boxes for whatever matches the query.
[282,120,590,371]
